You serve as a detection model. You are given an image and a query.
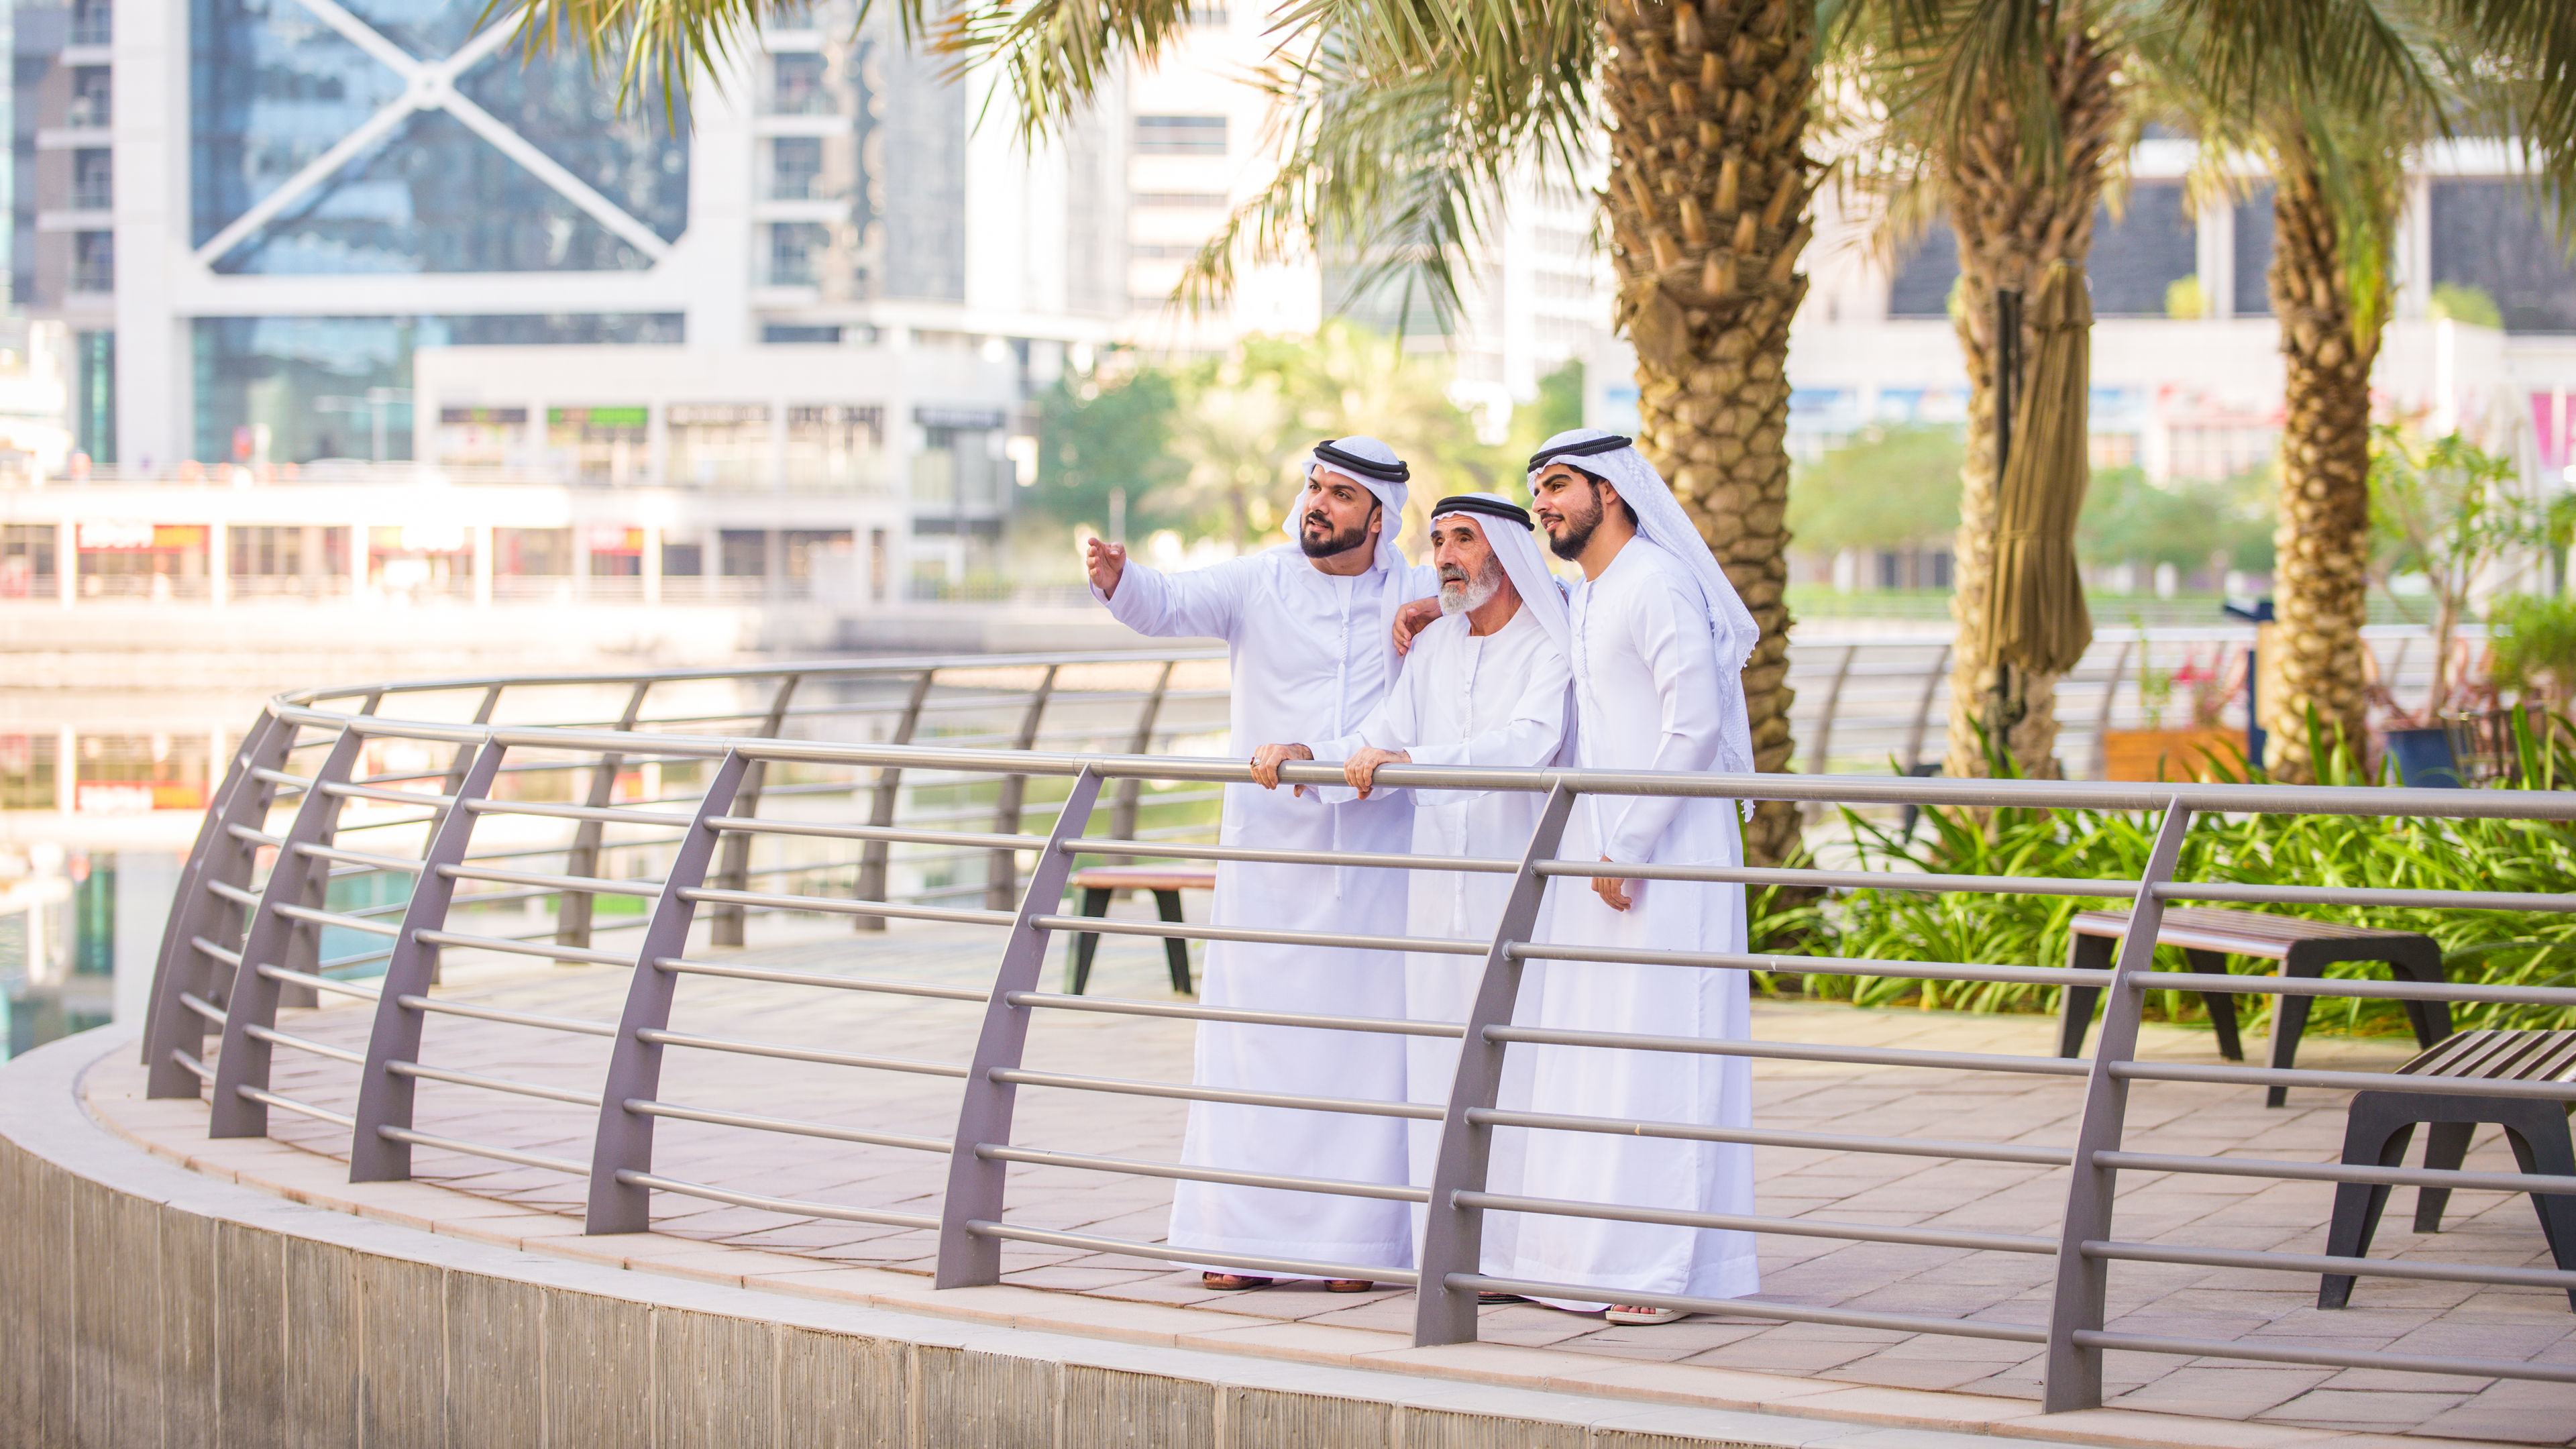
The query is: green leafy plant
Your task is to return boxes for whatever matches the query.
[2489,592,2576,704]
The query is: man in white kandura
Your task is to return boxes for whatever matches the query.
[1246,493,1574,1279]
[1505,428,1763,1326]
[1086,437,1437,1294]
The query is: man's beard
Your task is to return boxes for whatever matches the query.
[1299,507,1375,559]
[1438,557,1505,614]
[1544,487,1604,561]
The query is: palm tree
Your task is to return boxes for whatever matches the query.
[555,0,1822,864]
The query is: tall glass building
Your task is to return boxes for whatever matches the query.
[20,0,1123,472]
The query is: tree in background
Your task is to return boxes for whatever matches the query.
[1030,356,1187,541]
[1786,424,1964,563]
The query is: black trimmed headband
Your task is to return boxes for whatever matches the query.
[1526,433,1633,472]
[1312,439,1411,484]
[1430,495,1534,531]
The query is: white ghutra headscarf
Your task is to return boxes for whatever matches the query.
[1526,427,1760,781]
[1430,491,1576,769]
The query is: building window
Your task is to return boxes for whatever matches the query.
[2087,182,2196,316]
[768,53,831,115]
[71,150,112,211]
[73,331,113,464]
[1185,6,1230,25]
[1132,191,1230,209]
[68,66,110,128]
[69,0,111,45]
[1,526,59,598]
[2233,185,2275,317]
[763,324,841,344]
[2431,179,2576,333]
[768,223,827,286]
[784,405,885,488]
[546,406,649,486]
[771,136,825,199]
[70,232,113,292]
[1134,115,1227,155]
[666,404,772,488]
[1887,225,1959,318]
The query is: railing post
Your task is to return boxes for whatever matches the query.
[936,765,1103,1288]
[710,675,800,947]
[1110,660,1175,842]
[423,684,503,986]
[855,669,936,930]
[584,751,753,1232]
[1900,643,1951,772]
[347,741,508,1181]
[1413,784,1576,1347]
[986,665,1059,910]
[1805,645,1858,781]
[207,727,368,1137]
[140,710,296,1095]
[2042,798,2192,1411]
[557,680,653,954]
[2090,640,2133,780]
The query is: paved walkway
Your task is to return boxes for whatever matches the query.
[219,918,2576,1443]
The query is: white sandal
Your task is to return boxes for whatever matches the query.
[1603,1305,1687,1325]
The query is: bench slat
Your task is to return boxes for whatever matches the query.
[2072,905,2426,961]
[1069,865,1219,893]
[2399,1029,2576,1083]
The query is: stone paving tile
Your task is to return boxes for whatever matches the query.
[211,918,2576,1440]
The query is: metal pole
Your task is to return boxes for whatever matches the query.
[586,751,753,1232]
[855,669,935,930]
[2090,641,2133,781]
[2042,799,2193,1411]
[347,741,508,1182]
[1111,660,1175,843]
[935,767,1104,1287]
[1805,645,1858,788]
[986,666,1059,910]
[1413,785,1577,1346]
[1900,643,1950,773]
[708,674,802,947]
[557,680,653,955]
[139,710,296,1094]
[207,728,367,1137]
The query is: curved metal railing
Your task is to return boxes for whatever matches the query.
[134,652,2576,1415]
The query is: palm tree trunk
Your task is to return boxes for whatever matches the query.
[2263,149,2383,780]
[1937,30,2121,782]
[1601,0,1813,865]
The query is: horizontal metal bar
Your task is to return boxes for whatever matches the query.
[1458,1191,2054,1254]
[1065,837,1515,873]
[2112,1061,2576,1102]
[991,1067,1441,1120]
[319,947,395,972]
[413,928,634,968]
[964,1221,1417,1285]
[322,779,458,808]
[624,1099,950,1154]
[294,842,424,873]
[634,1028,968,1079]
[1483,1026,2093,1077]
[190,935,243,967]
[235,1084,358,1129]
[258,964,382,1002]
[171,1050,213,1082]
[2155,880,2576,913]
[1506,942,2116,991]
[396,994,616,1038]
[614,1171,939,1230]
[244,1024,364,1066]
[179,991,227,1026]
[2135,971,2576,1010]
[375,1126,588,1177]
[1027,914,1485,957]
[704,816,1051,851]
[1006,991,1463,1038]
[2096,1149,2576,1195]
[672,887,1016,928]
[979,1144,1430,1202]
[2071,1330,2576,1384]
[439,863,664,898]
[205,879,260,909]
[274,903,400,937]
[463,799,697,828]
[250,767,315,791]
[1535,859,2142,900]
[388,1060,602,1108]
[227,825,286,848]
[1470,1108,2074,1167]
[653,957,990,1002]
[1451,1275,2047,1343]
[2084,1239,2576,1290]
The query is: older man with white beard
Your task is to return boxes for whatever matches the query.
[1248,494,1573,1277]
[1087,437,1436,1293]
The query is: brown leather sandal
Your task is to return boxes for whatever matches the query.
[1201,1273,1273,1291]
[1324,1279,1374,1293]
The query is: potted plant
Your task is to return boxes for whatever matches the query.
[2101,632,2246,781]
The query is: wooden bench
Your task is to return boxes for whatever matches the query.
[2318,1029,2576,1311]
[1061,865,1216,996]
[2059,906,2450,1106]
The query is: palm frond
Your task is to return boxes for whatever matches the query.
[514,0,927,112]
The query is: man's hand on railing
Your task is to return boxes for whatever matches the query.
[1085,537,1128,599]
[1344,747,1410,800]
[1249,742,1313,796]
[1391,596,1442,654]
[1594,858,1635,912]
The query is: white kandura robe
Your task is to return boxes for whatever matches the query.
[1505,538,1761,1307]
[1309,606,1574,1265]
[1097,544,1438,1274]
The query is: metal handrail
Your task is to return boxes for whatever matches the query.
[130,653,2576,1417]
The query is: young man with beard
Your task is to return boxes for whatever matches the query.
[1085,437,1437,1293]
[1246,494,1574,1275]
